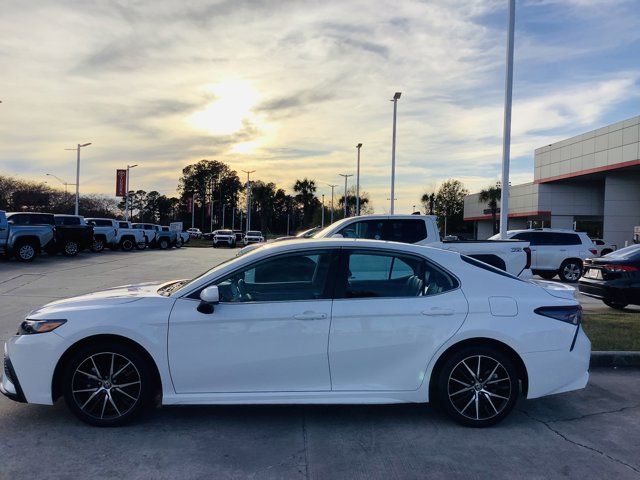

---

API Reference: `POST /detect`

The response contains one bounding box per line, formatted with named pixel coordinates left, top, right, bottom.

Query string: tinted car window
left=512, top=232, right=534, bottom=243
left=118, top=222, right=129, bottom=228
left=214, top=250, right=335, bottom=302
left=382, top=219, right=428, bottom=243
left=55, top=216, right=81, bottom=226
left=342, top=250, right=456, bottom=298
left=88, top=219, right=112, bottom=227
left=8, top=213, right=54, bottom=225
left=552, top=232, right=581, bottom=245
left=338, top=220, right=385, bottom=240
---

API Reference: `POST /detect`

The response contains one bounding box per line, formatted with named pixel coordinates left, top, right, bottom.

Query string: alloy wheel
left=562, top=263, right=581, bottom=282
left=65, top=242, right=79, bottom=256
left=447, top=355, right=511, bottom=421
left=19, top=244, right=35, bottom=260
left=71, top=352, right=141, bottom=421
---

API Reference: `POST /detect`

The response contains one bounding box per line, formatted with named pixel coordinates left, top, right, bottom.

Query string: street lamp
left=390, top=92, right=401, bottom=215
left=339, top=173, right=353, bottom=218
left=355, top=143, right=363, bottom=216
left=242, top=170, right=256, bottom=231
left=124, top=164, right=138, bottom=221
left=64, top=142, right=91, bottom=215
left=321, top=194, right=325, bottom=227
left=45, top=173, right=76, bottom=194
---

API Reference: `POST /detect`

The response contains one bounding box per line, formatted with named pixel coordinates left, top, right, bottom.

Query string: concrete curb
left=590, top=351, right=640, bottom=368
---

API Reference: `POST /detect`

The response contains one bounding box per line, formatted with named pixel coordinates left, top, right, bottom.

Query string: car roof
left=505, top=228, right=587, bottom=234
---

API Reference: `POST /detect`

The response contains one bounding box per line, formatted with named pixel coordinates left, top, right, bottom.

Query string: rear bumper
left=578, top=279, right=638, bottom=305
left=522, top=326, right=591, bottom=399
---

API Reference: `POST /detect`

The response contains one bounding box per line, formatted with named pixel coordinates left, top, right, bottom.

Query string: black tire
left=175, top=238, right=183, bottom=248
left=603, top=299, right=628, bottom=310
left=435, top=346, right=519, bottom=428
left=158, top=238, right=169, bottom=250
left=63, top=241, right=80, bottom=257
left=558, top=259, right=583, bottom=283
left=91, top=237, right=105, bottom=253
left=120, top=238, right=134, bottom=251
left=14, top=240, right=38, bottom=262
left=62, top=342, right=152, bottom=427
left=537, top=271, right=557, bottom=280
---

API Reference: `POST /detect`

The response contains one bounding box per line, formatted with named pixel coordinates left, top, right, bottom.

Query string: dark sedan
left=578, top=244, right=640, bottom=310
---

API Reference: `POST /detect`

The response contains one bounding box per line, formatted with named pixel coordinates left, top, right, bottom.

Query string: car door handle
left=293, top=312, right=327, bottom=320
left=422, top=307, right=454, bottom=316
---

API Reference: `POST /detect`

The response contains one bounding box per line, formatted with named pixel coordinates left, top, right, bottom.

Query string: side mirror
left=197, top=285, right=219, bottom=314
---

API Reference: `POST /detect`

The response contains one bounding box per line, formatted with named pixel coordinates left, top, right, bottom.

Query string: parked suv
left=0, top=210, right=55, bottom=262
left=243, top=230, right=264, bottom=246
left=213, top=229, right=236, bottom=248
left=491, top=229, right=597, bottom=282
left=591, top=238, right=616, bottom=257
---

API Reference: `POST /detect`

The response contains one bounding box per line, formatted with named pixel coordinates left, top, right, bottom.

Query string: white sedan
left=1, top=239, right=590, bottom=427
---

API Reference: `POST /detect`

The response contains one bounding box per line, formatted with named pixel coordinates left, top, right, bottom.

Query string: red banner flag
left=116, top=169, right=127, bottom=197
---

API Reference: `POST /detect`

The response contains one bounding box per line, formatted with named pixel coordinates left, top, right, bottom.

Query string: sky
left=1, top=0, right=639, bottom=213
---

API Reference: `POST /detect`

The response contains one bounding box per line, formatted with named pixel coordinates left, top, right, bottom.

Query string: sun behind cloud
left=189, top=80, right=261, bottom=136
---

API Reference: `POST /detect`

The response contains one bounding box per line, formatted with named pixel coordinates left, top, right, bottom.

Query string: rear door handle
left=293, top=311, right=327, bottom=320
left=422, top=307, right=454, bottom=316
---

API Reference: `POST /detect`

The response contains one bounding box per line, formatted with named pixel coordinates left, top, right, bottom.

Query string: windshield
left=217, top=230, right=233, bottom=235
left=247, top=231, right=261, bottom=235
left=311, top=218, right=353, bottom=238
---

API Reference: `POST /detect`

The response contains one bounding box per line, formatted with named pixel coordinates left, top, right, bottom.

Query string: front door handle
left=293, top=311, right=327, bottom=320
left=422, top=307, right=454, bottom=316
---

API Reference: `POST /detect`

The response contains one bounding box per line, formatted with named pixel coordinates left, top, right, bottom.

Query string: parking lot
left=1, top=248, right=639, bottom=479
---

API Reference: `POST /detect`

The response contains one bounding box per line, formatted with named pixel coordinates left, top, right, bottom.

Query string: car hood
left=29, top=282, right=165, bottom=315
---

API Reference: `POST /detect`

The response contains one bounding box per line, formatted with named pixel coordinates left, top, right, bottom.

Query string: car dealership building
left=464, top=115, right=640, bottom=248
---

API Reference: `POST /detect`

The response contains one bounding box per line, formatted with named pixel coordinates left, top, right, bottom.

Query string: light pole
left=339, top=174, right=353, bottom=218
left=65, top=142, right=91, bottom=215
left=221, top=204, right=226, bottom=229
left=124, top=164, right=138, bottom=221
left=390, top=92, right=401, bottom=214
left=242, top=170, right=255, bottom=231
left=321, top=194, right=325, bottom=227
left=355, top=143, right=363, bottom=216
left=45, top=173, right=75, bottom=194
left=499, top=0, right=516, bottom=239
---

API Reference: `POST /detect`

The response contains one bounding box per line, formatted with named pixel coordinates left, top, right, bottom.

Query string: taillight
left=589, top=248, right=598, bottom=255
left=534, top=306, right=582, bottom=325
left=523, top=247, right=531, bottom=269
left=602, top=264, right=639, bottom=273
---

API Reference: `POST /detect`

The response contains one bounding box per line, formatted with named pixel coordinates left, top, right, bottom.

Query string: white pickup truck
left=240, top=215, right=532, bottom=277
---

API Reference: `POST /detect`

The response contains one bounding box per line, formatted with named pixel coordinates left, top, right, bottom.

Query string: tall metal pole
left=232, top=206, right=235, bottom=230
left=390, top=92, right=401, bottom=215
left=321, top=194, right=325, bottom=227
left=75, top=145, right=80, bottom=215
left=339, top=174, right=353, bottom=218
left=499, top=0, right=516, bottom=239
left=242, top=170, right=255, bottom=232
left=191, top=195, right=195, bottom=228
left=125, top=166, right=130, bottom=221
left=328, top=184, right=337, bottom=224
left=356, top=143, right=362, bottom=216
left=222, top=204, right=226, bottom=229
left=210, top=178, right=214, bottom=233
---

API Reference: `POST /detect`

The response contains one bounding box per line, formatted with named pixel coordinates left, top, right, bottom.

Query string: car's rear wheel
left=436, top=346, right=519, bottom=428
left=537, top=271, right=557, bottom=280
left=63, top=241, right=80, bottom=257
left=120, top=238, right=134, bottom=251
left=559, top=259, right=582, bottom=283
left=603, top=299, right=628, bottom=310
left=14, top=240, right=37, bottom=262
left=63, top=343, right=151, bottom=427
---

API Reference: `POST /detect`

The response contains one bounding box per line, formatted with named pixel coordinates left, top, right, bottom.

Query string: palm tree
left=293, top=178, right=318, bottom=226
left=479, top=185, right=501, bottom=235
left=420, top=192, right=436, bottom=215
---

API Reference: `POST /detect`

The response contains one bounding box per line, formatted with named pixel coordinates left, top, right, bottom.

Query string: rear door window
left=381, top=219, right=428, bottom=243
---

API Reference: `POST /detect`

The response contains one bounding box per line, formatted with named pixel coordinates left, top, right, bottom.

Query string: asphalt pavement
left=0, top=247, right=639, bottom=479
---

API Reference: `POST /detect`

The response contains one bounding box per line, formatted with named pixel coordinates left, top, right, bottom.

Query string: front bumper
left=244, top=238, right=263, bottom=244
left=1, top=353, right=26, bottom=403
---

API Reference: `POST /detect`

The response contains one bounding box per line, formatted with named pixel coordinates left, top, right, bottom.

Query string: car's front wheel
left=14, top=240, right=37, bottom=262
left=158, top=238, right=169, bottom=250
left=63, top=343, right=152, bottom=427
left=120, top=238, right=134, bottom=251
left=63, top=241, right=80, bottom=257
left=436, top=346, right=519, bottom=427
left=91, top=238, right=105, bottom=253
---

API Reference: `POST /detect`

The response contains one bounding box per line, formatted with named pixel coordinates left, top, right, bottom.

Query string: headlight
left=18, top=319, right=67, bottom=335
